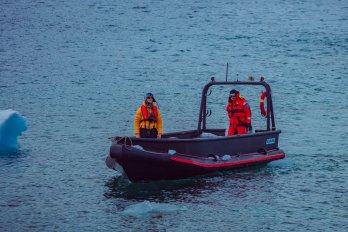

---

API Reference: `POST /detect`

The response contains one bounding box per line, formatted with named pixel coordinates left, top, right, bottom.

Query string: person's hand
left=248, top=124, right=252, bottom=131
left=157, top=134, right=162, bottom=139
left=135, top=134, right=140, bottom=138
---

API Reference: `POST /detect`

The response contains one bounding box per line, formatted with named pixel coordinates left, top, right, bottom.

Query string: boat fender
left=132, top=145, right=144, bottom=150
left=260, top=91, right=267, bottom=117
left=257, top=148, right=268, bottom=155
left=208, top=154, right=220, bottom=161
left=168, top=149, right=176, bottom=155
left=222, top=154, right=231, bottom=161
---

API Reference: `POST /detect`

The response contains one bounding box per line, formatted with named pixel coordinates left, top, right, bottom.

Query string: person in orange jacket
left=226, top=89, right=252, bottom=136
left=134, top=92, right=163, bottom=138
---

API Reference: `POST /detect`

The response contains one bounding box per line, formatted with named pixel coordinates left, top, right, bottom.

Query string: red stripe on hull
left=170, top=154, right=285, bottom=168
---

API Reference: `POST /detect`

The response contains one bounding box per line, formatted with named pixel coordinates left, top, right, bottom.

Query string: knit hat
left=145, top=92, right=156, bottom=102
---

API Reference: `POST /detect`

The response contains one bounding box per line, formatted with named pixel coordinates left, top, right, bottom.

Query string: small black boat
left=106, top=79, right=285, bottom=182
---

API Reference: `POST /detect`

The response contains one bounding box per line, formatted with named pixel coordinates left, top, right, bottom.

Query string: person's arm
left=157, top=110, right=163, bottom=138
left=226, top=104, right=233, bottom=118
left=243, top=101, right=252, bottom=130
left=134, top=108, right=141, bottom=137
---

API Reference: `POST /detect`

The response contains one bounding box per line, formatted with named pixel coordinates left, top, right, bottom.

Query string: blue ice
left=123, top=200, right=185, bottom=217
left=0, top=109, right=27, bottom=152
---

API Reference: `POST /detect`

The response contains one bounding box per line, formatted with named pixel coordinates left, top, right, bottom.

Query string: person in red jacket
left=226, top=89, right=252, bottom=136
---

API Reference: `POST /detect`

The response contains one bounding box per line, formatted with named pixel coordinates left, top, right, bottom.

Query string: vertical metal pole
left=269, top=93, right=276, bottom=130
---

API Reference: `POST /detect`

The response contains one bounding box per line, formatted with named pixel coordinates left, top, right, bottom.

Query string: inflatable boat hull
left=107, top=141, right=285, bottom=182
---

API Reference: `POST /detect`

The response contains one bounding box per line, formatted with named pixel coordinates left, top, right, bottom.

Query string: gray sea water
left=1, top=0, right=348, bottom=231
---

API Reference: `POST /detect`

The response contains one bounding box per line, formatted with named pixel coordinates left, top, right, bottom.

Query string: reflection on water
left=103, top=165, right=284, bottom=232
left=0, top=149, right=29, bottom=168
left=0, top=150, right=21, bottom=157
left=104, top=175, right=209, bottom=202
left=104, top=165, right=278, bottom=202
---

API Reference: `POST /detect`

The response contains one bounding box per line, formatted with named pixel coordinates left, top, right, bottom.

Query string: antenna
left=225, top=63, right=229, bottom=82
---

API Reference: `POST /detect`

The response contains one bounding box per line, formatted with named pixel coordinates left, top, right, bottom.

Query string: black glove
left=248, top=124, right=252, bottom=131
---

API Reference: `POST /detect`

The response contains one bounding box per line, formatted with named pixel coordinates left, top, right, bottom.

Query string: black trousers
left=140, top=128, right=158, bottom=138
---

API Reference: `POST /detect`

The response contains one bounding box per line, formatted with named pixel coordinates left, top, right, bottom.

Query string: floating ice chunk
left=0, top=109, right=27, bottom=152
left=168, top=149, right=176, bottom=155
left=123, top=200, right=184, bottom=217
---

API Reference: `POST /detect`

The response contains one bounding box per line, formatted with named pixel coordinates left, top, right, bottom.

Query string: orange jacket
left=134, top=102, right=163, bottom=136
left=226, top=95, right=251, bottom=125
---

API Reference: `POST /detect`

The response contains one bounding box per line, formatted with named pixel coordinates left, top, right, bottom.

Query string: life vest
left=259, top=92, right=267, bottom=117
left=227, top=97, right=249, bottom=117
left=226, top=96, right=251, bottom=125
left=141, top=104, right=158, bottom=123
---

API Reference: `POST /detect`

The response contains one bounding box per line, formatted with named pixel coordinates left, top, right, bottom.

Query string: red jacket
left=226, top=95, right=251, bottom=126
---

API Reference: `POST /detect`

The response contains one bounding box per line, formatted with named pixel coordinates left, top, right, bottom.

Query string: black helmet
left=229, top=89, right=239, bottom=96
